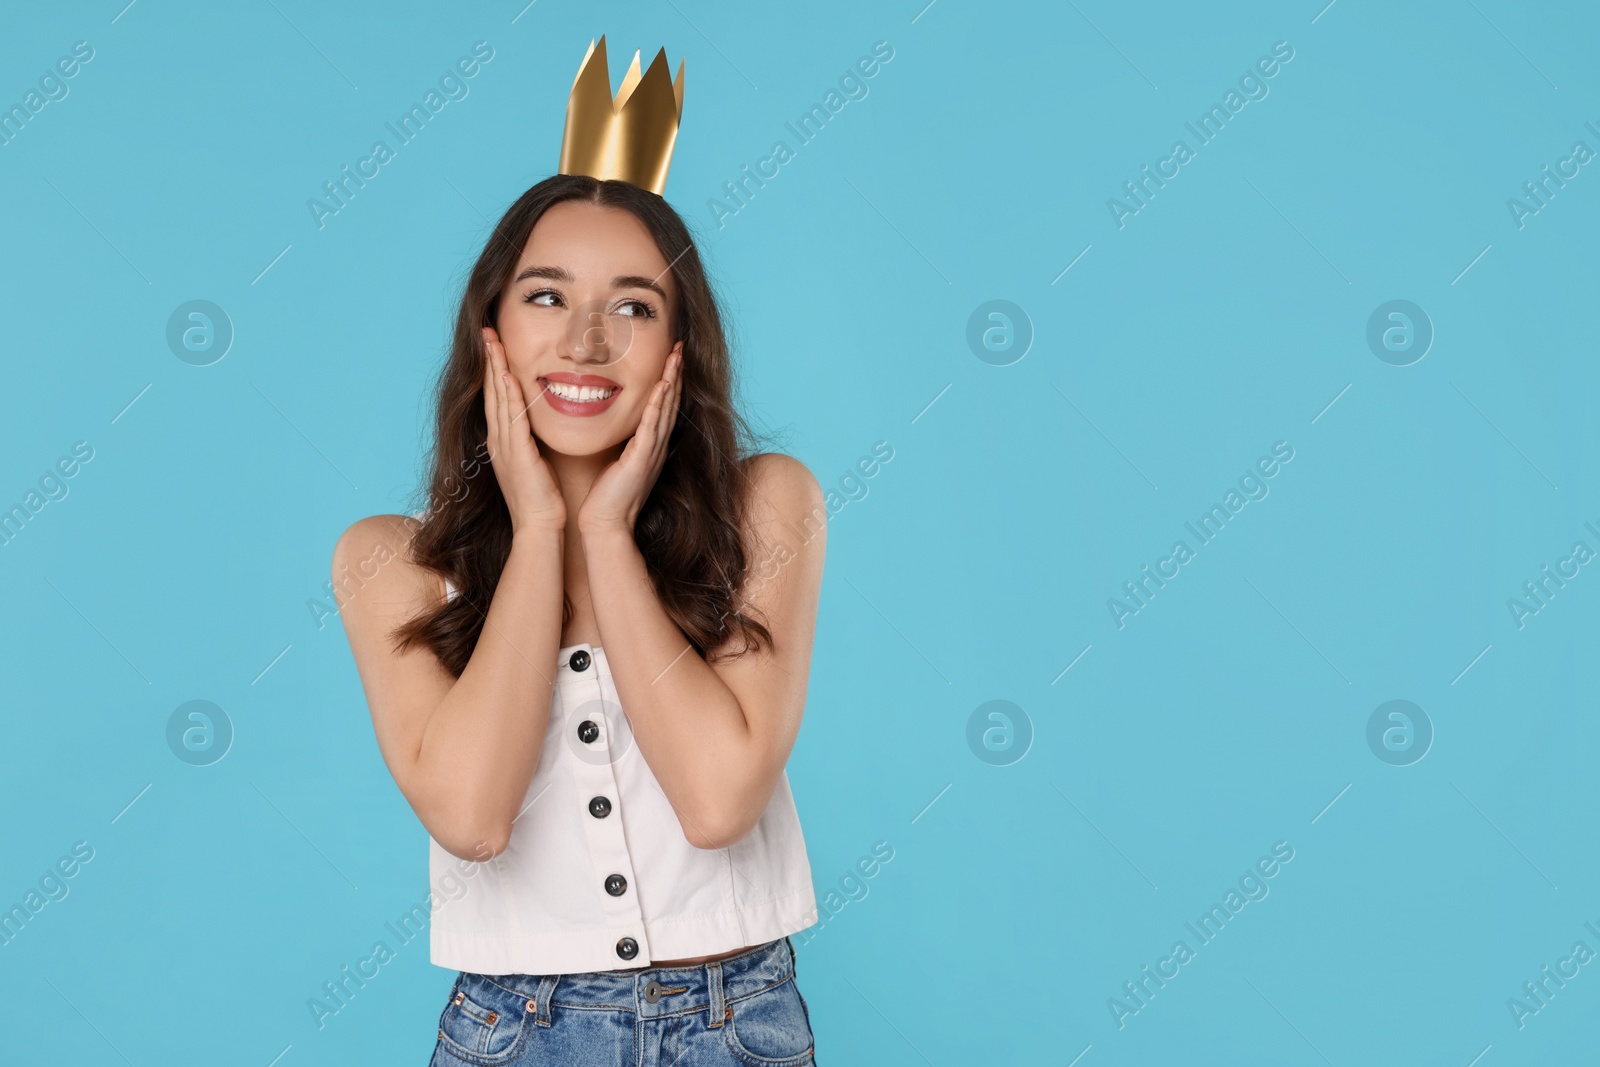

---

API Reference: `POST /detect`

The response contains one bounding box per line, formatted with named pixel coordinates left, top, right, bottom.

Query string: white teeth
left=545, top=381, right=617, bottom=402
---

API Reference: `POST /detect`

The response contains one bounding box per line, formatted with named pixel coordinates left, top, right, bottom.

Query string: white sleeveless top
left=426, top=576, right=818, bottom=975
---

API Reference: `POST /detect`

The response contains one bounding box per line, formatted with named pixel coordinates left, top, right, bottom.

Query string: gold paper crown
left=558, top=36, right=685, bottom=196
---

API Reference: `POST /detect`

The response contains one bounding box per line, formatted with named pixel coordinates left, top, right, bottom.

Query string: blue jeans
left=428, top=936, right=816, bottom=1066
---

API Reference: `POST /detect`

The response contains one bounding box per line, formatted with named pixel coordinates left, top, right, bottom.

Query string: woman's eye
left=522, top=290, right=653, bottom=318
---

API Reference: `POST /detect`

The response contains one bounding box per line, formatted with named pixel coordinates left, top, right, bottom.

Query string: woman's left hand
left=578, top=345, right=684, bottom=534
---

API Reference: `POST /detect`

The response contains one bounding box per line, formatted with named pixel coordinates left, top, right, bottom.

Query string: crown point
left=558, top=35, right=685, bottom=195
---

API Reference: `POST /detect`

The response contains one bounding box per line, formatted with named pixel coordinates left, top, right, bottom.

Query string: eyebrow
left=512, top=264, right=669, bottom=302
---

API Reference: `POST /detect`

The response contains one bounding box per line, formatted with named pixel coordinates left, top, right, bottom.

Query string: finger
left=665, top=355, right=683, bottom=438
left=504, top=366, right=533, bottom=432
left=656, top=359, right=681, bottom=455
left=483, top=338, right=501, bottom=458
left=640, top=379, right=666, bottom=438
left=488, top=333, right=515, bottom=423
left=493, top=364, right=510, bottom=456
left=491, top=339, right=517, bottom=442
left=491, top=340, right=504, bottom=419
left=481, top=330, right=497, bottom=409
left=654, top=387, right=678, bottom=478
left=651, top=375, right=676, bottom=470
left=500, top=374, right=517, bottom=456
left=494, top=334, right=547, bottom=415
left=654, top=384, right=674, bottom=457
left=482, top=327, right=498, bottom=380
left=628, top=380, right=666, bottom=469
left=482, top=329, right=496, bottom=394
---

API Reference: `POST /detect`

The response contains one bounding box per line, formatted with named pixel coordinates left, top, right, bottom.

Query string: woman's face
left=493, top=199, right=683, bottom=459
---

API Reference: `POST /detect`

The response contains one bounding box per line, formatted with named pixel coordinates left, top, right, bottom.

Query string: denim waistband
left=455, top=936, right=797, bottom=1027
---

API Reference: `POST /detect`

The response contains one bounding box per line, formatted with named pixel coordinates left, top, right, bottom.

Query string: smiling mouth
left=540, top=379, right=620, bottom=403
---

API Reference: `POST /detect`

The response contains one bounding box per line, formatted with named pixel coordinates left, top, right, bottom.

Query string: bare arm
left=334, top=516, right=565, bottom=861
left=581, top=453, right=827, bottom=849
left=336, top=326, right=571, bottom=861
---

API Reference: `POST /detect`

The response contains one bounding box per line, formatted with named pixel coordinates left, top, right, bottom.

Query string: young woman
left=332, top=172, right=827, bottom=1064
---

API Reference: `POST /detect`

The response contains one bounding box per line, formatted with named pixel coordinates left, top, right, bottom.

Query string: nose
left=562, top=298, right=634, bottom=365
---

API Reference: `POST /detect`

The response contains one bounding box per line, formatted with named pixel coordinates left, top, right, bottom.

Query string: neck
left=542, top=442, right=626, bottom=639
left=544, top=443, right=621, bottom=524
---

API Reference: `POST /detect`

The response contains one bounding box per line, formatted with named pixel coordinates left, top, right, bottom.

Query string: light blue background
left=2, top=0, right=1597, bottom=1062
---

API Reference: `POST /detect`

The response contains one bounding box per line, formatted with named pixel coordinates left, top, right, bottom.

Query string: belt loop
left=529, top=975, right=559, bottom=1027
left=706, top=959, right=727, bottom=1028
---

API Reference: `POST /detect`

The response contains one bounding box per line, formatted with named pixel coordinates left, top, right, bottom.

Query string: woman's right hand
left=482, top=326, right=567, bottom=535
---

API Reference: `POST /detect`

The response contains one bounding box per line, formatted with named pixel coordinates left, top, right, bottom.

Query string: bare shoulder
left=331, top=512, right=422, bottom=574
left=331, top=514, right=458, bottom=816
left=739, top=452, right=826, bottom=528
left=713, top=454, right=826, bottom=700
left=331, top=513, right=445, bottom=623
left=735, top=453, right=828, bottom=587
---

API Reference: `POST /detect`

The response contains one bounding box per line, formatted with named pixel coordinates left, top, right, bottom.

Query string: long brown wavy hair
left=392, top=174, right=775, bottom=677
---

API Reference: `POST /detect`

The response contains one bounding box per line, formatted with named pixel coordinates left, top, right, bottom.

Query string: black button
left=589, top=795, right=612, bottom=818
left=605, top=873, right=628, bottom=896
left=569, top=650, right=591, bottom=671
left=616, top=936, right=638, bottom=960
left=577, top=720, right=599, bottom=744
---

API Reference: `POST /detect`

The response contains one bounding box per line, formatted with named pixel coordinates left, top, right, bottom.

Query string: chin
left=533, top=421, right=632, bottom=459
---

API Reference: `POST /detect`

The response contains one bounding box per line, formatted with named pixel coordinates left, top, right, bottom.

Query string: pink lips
left=537, top=372, right=623, bottom=417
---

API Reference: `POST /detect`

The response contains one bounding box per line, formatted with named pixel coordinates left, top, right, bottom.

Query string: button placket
left=562, top=649, right=649, bottom=963
left=434, top=638, right=820, bottom=977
